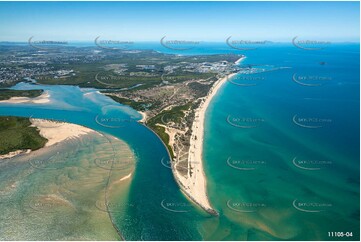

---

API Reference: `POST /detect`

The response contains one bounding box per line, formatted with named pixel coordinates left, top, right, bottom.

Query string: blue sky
left=0, top=1, right=359, bottom=42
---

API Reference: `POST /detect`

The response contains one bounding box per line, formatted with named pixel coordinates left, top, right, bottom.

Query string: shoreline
left=0, top=91, right=51, bottom=104
left=0, top=149, right=31, bottom=159
left=0, top=117, right=129, bottom=240
left=138, top=111, right=148, bottom=123
left=235, top=56, right=245, bottom=65
left=117, top=55, right=245, bottom=215
left=30, top=118, right=96, bottom=147
left=139, top=122, right=216, bottom=214
left=0, top=118, right=95, bottom=160
left=170, top=56, right=244, bottom=215
left=173, top=72, right=237, bottom=215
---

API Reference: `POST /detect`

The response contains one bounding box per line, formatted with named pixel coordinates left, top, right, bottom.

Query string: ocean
left=203, top=43, right=360, bottom=240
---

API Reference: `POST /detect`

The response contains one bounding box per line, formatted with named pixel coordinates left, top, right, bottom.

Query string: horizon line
left=0, top=40, right=360, bottom=44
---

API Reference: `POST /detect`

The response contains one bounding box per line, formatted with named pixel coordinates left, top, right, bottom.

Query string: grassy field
left=0, top=116, right=48, bottom=155
left=0, top=89, right=43, bottom=101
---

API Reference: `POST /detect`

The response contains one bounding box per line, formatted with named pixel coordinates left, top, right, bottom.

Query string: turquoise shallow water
left=203, top=44, right=360, bottom=240
left=0, top=43, right=359, bottom=240
left=0, top=131, right=135, bottom=240
left=0, top=83, right=205, bottom=240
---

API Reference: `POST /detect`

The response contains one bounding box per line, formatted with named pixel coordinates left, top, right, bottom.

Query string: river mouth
left=0, top=82, right=203, bottom=240
left=0, top=41, right=360, bottom=241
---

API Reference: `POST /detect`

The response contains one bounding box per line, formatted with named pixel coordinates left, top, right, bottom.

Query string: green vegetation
left=188, top=82, right=212, bottom=97
left=35, top=64, right=214, bottom=90
left=162, top=72, right=214, bottom=84
left=0, top=116, right=48, bottom=155
left=0, top=81, right=21, bottom=88
left=32, top=50, right=239, bottom=90
left=104, top=94, right=180, bottom=159
left=149, top=103, right=192, bottom=125
left=0, top=89, right=43, bottom=101
left=147, top=125, right=174, bottom=159
left=147, top=103, right=193, bottom=159
left=105, top=95, right=150, bottom=111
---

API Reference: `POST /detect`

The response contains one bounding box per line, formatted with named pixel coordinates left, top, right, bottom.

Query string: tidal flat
left=0, top=130, right=135, bottom=240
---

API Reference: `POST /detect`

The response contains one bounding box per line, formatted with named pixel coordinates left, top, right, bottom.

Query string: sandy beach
left=174, top=73, right=237, bottom=213
left=173, top=57, right=243, bottom=213
left=235, top=56, right=246, bottom=65
left=138, top=111, right=148, bottom=123
left=0, top=91, right=51, bottom=104
left=30, top=119, right=95, bottom=147
left=0, top=149, right=31, bottom=159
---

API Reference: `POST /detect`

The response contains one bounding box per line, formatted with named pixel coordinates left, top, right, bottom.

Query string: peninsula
left=0, top=44, right=244, bottom=214
left=105, top=57, right=244, bottom=214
